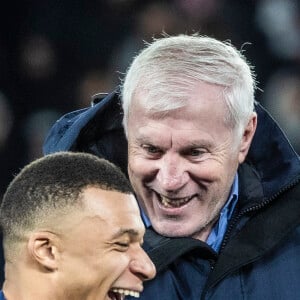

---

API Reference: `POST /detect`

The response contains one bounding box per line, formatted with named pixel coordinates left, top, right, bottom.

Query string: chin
left=153, top=222, right=195, bottom=238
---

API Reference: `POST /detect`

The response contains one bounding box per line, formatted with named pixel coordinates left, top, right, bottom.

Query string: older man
left=44, top=35, right=300, bottom=299
left=0, top=152, right=155, bottom=300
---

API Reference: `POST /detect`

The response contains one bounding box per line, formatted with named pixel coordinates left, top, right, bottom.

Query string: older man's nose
left=156, top=154, right=189, bottom=191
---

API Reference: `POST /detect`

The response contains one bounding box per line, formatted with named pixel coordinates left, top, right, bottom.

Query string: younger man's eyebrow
left=112, top=228, right=140, bottom=239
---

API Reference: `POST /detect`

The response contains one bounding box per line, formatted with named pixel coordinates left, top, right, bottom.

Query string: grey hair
left=121, top=34, right=257, bottom=137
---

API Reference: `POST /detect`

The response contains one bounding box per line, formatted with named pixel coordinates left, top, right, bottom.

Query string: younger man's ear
left=27, top=232, right=60, bottom=271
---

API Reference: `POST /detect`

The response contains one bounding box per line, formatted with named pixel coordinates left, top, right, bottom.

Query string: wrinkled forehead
left=129, top=82, right=227, bottom=122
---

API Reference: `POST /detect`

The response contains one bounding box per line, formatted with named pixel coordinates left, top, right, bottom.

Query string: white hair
left=121, top=34, right=257, bottom=137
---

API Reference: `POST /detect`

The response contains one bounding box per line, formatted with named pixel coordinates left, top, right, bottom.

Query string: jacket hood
left=43, top=89, right=300, bottom=198
left=43, top=89, right=128, bottom=175
left=247, top=104, right=300, bottom=198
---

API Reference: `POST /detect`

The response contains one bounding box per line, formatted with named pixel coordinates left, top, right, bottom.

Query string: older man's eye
left=142, top=144, right=162, bottom=156
left=144, top=145, right=158, bottom=153
left=192, top=150, right=202, bottom=156
left=185, top=148, right=208, bottom=158
left=189, top=149, right=202, bottom=156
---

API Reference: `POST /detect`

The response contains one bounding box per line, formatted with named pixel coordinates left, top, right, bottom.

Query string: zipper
left=202, top=174, right=300, bottom=300
left=219, top=175, right=300, bottom=253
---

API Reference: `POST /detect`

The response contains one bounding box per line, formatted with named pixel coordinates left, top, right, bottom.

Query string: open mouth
left=108, top=288, right=140, bottom=300
left=157, top=194, right=195, bottom=208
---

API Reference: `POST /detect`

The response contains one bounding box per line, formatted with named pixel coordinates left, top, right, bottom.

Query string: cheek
left=128, top=146, right=143, bottom=173
left=191, top=158, right=237, bottom=187
left=128, top=155, right=157, bottom=182
left=190, top=160, right=224, bottom=181
left=128, top=157, right=141, bottom=183
left=93, top=251, right=129, bottom=281
left=103, top=254, right=131, bottom=281
left=128, top=163, right=146, bottom=195
left=128, top=155, right=142, bottom=173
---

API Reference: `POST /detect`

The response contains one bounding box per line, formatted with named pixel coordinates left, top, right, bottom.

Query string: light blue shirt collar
left=206, top=173, right=239, bottom=252
left=140, top=206, right=151, bottom=228
left=140, top=173, right=239, bottom=253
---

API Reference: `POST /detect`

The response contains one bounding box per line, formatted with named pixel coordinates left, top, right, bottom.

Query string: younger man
left=0, top=152, right=155, bottom=300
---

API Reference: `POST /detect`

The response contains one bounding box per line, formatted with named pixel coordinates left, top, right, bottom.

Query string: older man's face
left=127, top=81, right=254, bottom=241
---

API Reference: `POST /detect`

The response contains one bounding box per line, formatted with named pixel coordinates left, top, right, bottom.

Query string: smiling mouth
left=108, top=288, right=140, bottom=300
left=157, top=194, right=195, bottom=208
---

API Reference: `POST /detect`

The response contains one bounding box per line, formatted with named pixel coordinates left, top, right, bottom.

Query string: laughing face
left=58, top=187, right=156, bottom=300
left=127, top=82, right=256, bottom=241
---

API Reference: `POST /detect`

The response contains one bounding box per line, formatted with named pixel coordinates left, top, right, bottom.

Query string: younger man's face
left=57, top=187, right=156, bottom=300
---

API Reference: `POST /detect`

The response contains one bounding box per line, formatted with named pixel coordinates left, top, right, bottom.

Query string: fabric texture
left=0, top=291, right=6, bottom=300
left=44, top=90, right=300, bottom=300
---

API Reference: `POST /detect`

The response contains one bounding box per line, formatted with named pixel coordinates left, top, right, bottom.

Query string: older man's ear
left=238, top=113, right=257, bottom=164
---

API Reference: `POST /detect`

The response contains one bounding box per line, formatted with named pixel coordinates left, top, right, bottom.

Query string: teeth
left=111, top=288, right=140, bottom=298
left=160, top=196, right=192, bottom=208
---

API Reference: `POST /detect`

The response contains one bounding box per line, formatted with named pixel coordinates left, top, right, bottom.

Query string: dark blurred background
left=0, top=0, right=299, bottom=287
left=0, top=0, right=300, bottom=201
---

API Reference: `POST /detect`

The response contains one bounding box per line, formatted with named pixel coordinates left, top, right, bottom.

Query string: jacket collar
left=247, top=104, right=300, bottom=199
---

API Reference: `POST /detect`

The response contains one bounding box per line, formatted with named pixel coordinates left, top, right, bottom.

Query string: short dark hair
left=0, top=151, right=133, bottom=246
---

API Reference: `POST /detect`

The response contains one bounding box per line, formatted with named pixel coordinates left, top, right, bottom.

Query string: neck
left=3, top=265, right=107, bottom=300
left=3, top=263, right=61, bottom=300
left=192, top=222, right=215, bottom=241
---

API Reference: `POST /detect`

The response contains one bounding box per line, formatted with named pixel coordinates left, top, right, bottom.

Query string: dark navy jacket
left=44, top=90, right=300, bottom=300
left=0, top=291, right=5, bottom=300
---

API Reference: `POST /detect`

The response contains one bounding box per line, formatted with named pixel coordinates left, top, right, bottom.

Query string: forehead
left=82, top=187, right=137, bottom=212
left=77, top=187, right=144, bottom=235
left=128, top=82, right=231, bottom=143
left=134, top=80, right=224, bottom=108
left=57, top=188, right=145, bottom=252
left=130, top=82, right=227, bottom=122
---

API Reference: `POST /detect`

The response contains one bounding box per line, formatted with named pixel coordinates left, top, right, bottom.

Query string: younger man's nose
left=130, top=249, right=156, bottom=281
